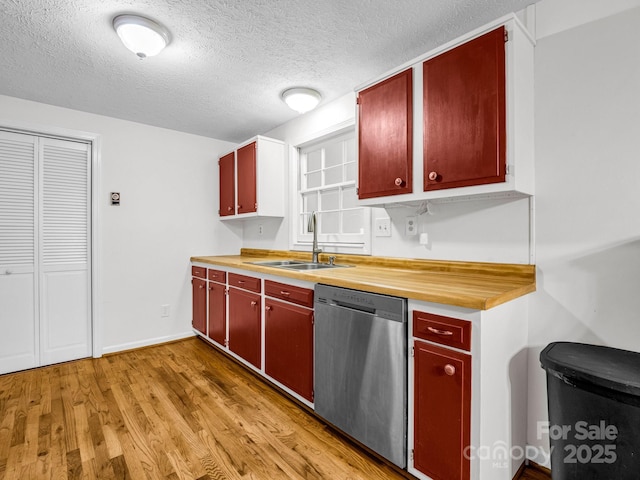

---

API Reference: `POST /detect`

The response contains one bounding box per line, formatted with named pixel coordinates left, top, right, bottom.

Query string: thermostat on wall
left=110, top=192, right=120, bottom=206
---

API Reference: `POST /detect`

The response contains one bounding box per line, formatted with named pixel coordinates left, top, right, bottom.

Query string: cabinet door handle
left=237, top=205, right=242, bottom=210
left=427, top=326, right=453, bottom=336
left=227, top=206, right=233, bottom=211
left=208, top=286, right=213, bottom=291
left=250, top=301, right=257, bottom=307
left=394, top=177, right=403, bottom=187
left=237, top=280, right=245, bottom=284
left=280, top=290, right=290, bottom=296
left=199, top=284, right=204, bottom=289
left=265, top=306, right=272, bottom=311
left=444, top=364, right=456, bottom=376
left=428, top=171, right=438, bottom=181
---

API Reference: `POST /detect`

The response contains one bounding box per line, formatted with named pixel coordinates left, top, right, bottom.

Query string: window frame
left=289, top=122, right=371, bottom=255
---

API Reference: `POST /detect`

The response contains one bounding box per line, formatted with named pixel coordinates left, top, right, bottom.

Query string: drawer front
left=207, top=268, right=227, bottom=283
left=413, top=311, right=471, bottom=352
left=265, top=280, right=313, bottom=308
left=191, top=266, right=206, bottom=279
left=228, top=273, right=261, bottom=293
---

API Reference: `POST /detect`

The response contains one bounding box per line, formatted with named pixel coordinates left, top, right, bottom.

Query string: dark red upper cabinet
left=357, top=68, right=413, bottom=199
left=219, top=152, right=235, bottom=216
left=236, top=142, right=257, bottom=214
left=423, top=26, right=506, bottom=191
left=218, top=136, right=285, bottom=219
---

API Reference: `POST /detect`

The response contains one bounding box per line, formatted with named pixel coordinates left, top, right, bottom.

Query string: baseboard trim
left=527, top=461, right=551, bottom=475
left=513, top=460, right=551, bottom=479
left=513, top=461, right=527, bottom=479
left=101, top=331, right=195, bottom=356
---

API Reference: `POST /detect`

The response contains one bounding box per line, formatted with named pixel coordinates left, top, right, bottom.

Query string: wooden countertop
left=191, top=249, right=536, bottom=310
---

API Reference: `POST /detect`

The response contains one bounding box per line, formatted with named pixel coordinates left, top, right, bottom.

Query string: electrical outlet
left=160, top=305, right=170, bottom=317
left=374, top=218, right=391, bottom=237
left=405, top=216, right=417, bottom=236
left=258, top=224, right=263, bottom=235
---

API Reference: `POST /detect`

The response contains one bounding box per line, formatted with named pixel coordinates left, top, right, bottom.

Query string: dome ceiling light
left=113, top=14, right=170, bottom=59
left=282, top=88, right=322, bottom=114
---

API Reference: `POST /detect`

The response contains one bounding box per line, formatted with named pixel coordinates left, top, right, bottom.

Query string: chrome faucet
left=307, top=211, right=322, bottom=263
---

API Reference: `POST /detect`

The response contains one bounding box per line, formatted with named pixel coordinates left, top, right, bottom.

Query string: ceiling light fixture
left=282, top=88, right=322, bottom=114
left=113, top=14, right=170, bottom=59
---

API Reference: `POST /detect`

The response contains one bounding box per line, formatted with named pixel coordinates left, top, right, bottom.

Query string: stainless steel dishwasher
left=314, top=284, right=407, bottom=468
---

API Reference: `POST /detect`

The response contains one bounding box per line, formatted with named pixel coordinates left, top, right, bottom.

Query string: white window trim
left=288, top=120, right=371, bottom=255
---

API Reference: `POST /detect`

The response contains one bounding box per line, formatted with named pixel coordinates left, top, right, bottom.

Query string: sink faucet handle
left=328, top=256, right=336, bottom=265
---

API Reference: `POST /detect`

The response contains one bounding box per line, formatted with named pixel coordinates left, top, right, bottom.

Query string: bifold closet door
left=0, top=131, right=91, bottom=375
left=39, top=137, right=91, bottom=366
left=0, top=131, right=38, bottom=374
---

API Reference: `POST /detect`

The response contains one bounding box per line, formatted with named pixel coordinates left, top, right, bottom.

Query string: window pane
left=324, top=142, right=343, bottom=168
left=342, top=209, right=364, bottom=234
left=325, top=165, right=342, bottom=185
left=342, top=186, right=357, bottom=209
left=345, top=137, right=356, bottom=163
left=321, top=211, right=340, bottom=234
left=302, top=192, right=318, bottom=213
left=298, top=129, right=369, bottom=250
left=307, top=149, right=322, bottom=172
left=320, top=188, right=339, bottom=211
left=306, top=171, right=322, bottom=189
left=345, top=161, right=356, bottom=182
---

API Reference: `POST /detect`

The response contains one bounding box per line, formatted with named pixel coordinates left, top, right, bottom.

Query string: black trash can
left=540, top=342, right=640, bottom=479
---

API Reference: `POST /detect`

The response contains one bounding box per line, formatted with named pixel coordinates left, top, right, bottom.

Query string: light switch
left=374, top=218, right=391, bottom=237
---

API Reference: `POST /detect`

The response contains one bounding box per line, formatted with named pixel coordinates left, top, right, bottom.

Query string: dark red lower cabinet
left=208, top=281, right=226, bottom=345
left=192, top=277, right=207, bottom=335
left=228, top=287, right=261, bottom=368
left=264, top=299, right=314, bottom=401
left=414, top=340, right=471, bottom=480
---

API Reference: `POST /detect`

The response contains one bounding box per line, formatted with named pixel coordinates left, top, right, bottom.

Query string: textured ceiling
left=1, top=0, right=536, bottom=143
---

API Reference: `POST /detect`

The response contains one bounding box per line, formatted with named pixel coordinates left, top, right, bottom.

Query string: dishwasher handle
left=332, top=299, right=376, bottom=315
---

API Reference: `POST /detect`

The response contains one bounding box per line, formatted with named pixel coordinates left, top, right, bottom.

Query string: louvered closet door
left=0, top=131, right=38, bottom=374
left=39, top=138, right=91, bottom=366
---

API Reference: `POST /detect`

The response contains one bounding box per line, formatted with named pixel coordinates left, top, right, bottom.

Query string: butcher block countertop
left=191, top=249, right=536, bottom=310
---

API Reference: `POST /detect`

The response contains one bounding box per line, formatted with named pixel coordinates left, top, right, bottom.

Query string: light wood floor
left=517, top=463, right=551, bottom=480
left=0, top=337, right=550, bottom=479
left=0, top=337, right=408, bottom=479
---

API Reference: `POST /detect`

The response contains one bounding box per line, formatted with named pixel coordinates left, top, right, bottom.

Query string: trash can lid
left=540, top=342, right=640, bottom=397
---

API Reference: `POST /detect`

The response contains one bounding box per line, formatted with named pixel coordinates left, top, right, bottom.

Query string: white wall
left=528, top=0, right=640, bottom=466
left=0, top=94, right=240, bottom=354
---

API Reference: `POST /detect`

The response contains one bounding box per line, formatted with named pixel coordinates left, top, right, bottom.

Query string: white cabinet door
left=40, top=138, right=91, bottom=365
left=0, top=131, right=38, bottom=374
left=0, top=131, right=91, bottom=374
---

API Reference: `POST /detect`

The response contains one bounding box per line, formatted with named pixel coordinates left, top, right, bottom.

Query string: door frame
left=0, top=118, right=102, bottom=359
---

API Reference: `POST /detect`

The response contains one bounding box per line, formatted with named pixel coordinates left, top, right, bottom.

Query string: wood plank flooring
left=517, top=463, right=552, bottom=480
left=0, top=338, right=408, bottom=479
left=0, top=337, right=551, bottom=479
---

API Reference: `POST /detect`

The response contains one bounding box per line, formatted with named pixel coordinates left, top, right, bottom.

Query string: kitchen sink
left=248, top=260, right=350, bottom=270
left=248, top=260, right=307, bottom=267
left=279, top=263, right=345, bottom=270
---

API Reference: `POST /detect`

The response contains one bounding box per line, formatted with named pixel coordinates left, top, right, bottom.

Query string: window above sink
left=289, top=123, right=372, bottom=256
